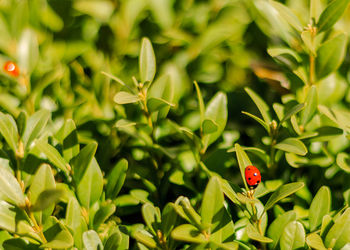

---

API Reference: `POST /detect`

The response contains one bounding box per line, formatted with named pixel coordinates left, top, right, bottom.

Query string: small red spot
left=3, top=61, right=20, bottom=77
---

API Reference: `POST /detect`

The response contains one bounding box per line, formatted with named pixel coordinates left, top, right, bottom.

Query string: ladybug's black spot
left=257, top=180, right=260, bottom=183
left=253, top=173, right=257, bottom=176
left=248, top=177, right=251, bottom=180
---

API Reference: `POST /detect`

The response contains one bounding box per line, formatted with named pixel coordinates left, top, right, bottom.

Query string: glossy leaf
left=0, top=167, right=25, bottom=207
left=325, top=208, right=350, bottom=249
left=309, top=186, right=331, bottom=232
left=0, top=112, right=18, bottom=153
left=17, top=28, right=39, bottom=73
left=42, top=220, right=74, bottom=249
left=267, top=211, right=296, bottom=249
left=280, top=221, right=305, bottom=250
left=316, top=33, right=347, bottom=79
left=281, top=103, right=304, bottom=124
left=301, top=85, right=318, bottom=126
left=234, top=143, right=252, bottom=191
left=139, top=37, right=156, bottom=83
left=114, top=91, right=140, bottom=104
left=270, top=1, right=303, bottom=32
left=71, top=142, right=97, bottom=183
left=133, top=231, right=157, bottom=248
left=201, top=92, right=227, bottom=151
left=32, top=139, right=70, bottom=175
left=317, top=0, right=350, bottom=33
left=245, top=87, right=271, bottom=128
left=161, top=203, right=178, bottom=238
left=106, top=158, right=128, bottom=200
left=55, top=119, right=79, bottom=162
left=264, top=182, right=304, bottom=211
left=77, top=158, right=103, bottom=209
left=194, top=81, right=205, bottom=124
left=306, top=233, right=327, bottom=250
left=274, top=138, right=307, bottom=156
left=93, top=202, right=116, bottom=230
left=82, top=230, right=103, bottom=250
left=142, top=203, right=160, bottom=235
left=22, top=109, right=50, bottom=150
left=171, top=224, right=207, bottom=244
left=201, top=176, right=224, bottom=229
left=242, top=111, right=269, bottom=132
left=246, top=224, right=273, bottom=243
left=147, top=97, right=175, bottom=113
left=336, top=153, right=350, bottom=173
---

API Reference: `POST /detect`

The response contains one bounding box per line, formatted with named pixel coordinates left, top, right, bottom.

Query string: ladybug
left=3, top=61, right=20, bottom=77
left=245, top=165, right=261, bottom=189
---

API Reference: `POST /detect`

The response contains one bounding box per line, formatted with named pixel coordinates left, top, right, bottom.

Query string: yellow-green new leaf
left=309, top=186, right=331, bottom=232
left=0, top=167, right=25, bottom=207
left=268, top=211, right=296, bottom=249
left=139, top=37, right=156, bottom=84
left=280, top=221, right=305, bottom=250
left=246, top=224, right=273, bottom=243
left=270, top=1, right=303, bottom=32
left=0, top=112, right=18, bottom=153
left=317, top=0, right=350, bottom=33
left=114, top=91, right=140, bottom=104
left=171, top=224, right=208, bottom=244
left=325, top=208, right=350, bottom=249
left=245, top=88, right=271, bottom=129
left=306, top=233, right=327, bottom=250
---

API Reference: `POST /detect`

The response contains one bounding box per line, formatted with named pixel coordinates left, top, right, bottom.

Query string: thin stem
left=309, top=54, right=315, bottom=85
left=28, top=210, right=47, bottom=244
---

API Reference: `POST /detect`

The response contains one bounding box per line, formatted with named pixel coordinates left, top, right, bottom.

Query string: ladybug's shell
left=245, top=165, right=261, bottom=189
left=3, top=61, right=20, bottom=77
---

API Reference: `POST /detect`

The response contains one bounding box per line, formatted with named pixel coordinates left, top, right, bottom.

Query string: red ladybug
left=245, top=165, right=261, bottom=189
left=3, top=61, right=20, bottom=77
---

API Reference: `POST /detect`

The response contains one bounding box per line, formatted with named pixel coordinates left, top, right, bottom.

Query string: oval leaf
left=280, top=221, right=305, bottom=250
left=106, top=158, right=128, bottom=200
left=309, top=186, right=331, bottom=232
left=317, top=0, right=350, bottom=33
left=246, top=224, right=273, bottom=243
left=0, top=167, right=25, bottom=207
left=265, top=182, right=304, bottom=211
left=270, top=1, right=303, bottom=32
left=114, top=91, right=140, bottom=105
left=82, top=230, right=103, bottom=250
left=325, top=208, right=350, bottom=249
left=202, top=119, right=218, bottom=134
left=267, top=211, right=296, bottom=249
left=274, top=138, right=307, bottom=156
left=306, top=233, right=327, bottom=250
left=316, top=33, right=347, bottom=79
left=171, top=224, right=208, bottom=244
left=0, top=112, right=18, bottom=153
left=139, top=37, right=156, bottom=83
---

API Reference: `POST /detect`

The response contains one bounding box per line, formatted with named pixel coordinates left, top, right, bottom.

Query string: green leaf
left=316, top=33, right=347, bottom=79
left=321, top=214, right=333, bottom=238
left=93, top=202, right=116, bottom=230
left=133, top=231, right=157, bottom=248
left=32, top=139, right=70, bottom=175
left=301, top=85, right=318, bottom=126
left=55, top=119, right=79, bottom=162
left=280, top=221, right=305, bottom=250
left=281, top=103, right=304, bottom=124
left=142, top=203, right=160, bottom=235
left=267, top=211, right=296, bottom=249
left=325, top=208, right=350, bottom=249
left=0, top=112, right=18, bottom=152
left=114, top=91, right=140, bottom=104
left=174, top=196, right=202, bottom=227
left=147, top=97, right=175, bottom=113
left=161, top=203, right=178, bottom=238
left=301, top=30, right=316, bottom=55
left=270, top=1, right=303, bottom=32
left=336, top=153, right=350, bottom=173
left=264, top=182, right=304, bottom=211
left=66, top=197, right=86, bottom=249
left=317, top=0, right=350, bottom=33
left=22, top=109, right=50, bottom=150
left=29, top=164, right=55, bottom=224
left=71, top=142, right=98, bottom=183
left=267, top=47, right=302, bottom=70
left=42, top=220, right=74, bottom=249
left=106, top=158, right=128, bottom=200
left=246, top=224, right=273, bottom=243
left=31, top=189, right=64, bottom=211
left=201, top=92, right=227, bottom=152
left=242, top=111, right=269, bottom=132
left=234, top=143, right=252, bottom=191
left=139, top=37, right=156, bottom=83
left=306, top=233, right=327, bottom=250
left=309, top=186, right=331, bottom=232
left=194, top=81, right=205, bottom=124
left=82, top=230, right=103, bottom=250
left=77, top=158, right=103, bottom=209
left=202, top=119, right=218, bottom=134
left=171, top=224, right=208, bottom=244
left=274, top=138, right=307, bottom=156
left=0, top=166, right=25, bottom=207
left=201, top=176, right=224, bottom=229
left=147, top=74, right=174, bottom=119
left=115, top=119, right=136, bottom=128
left=245, top=87, right=271, bottom=129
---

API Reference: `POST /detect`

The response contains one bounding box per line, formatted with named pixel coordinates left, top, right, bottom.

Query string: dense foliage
left=0, top=0, right=349, bottom=249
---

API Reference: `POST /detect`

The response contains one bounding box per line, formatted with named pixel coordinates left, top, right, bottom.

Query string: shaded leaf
left=31, top=189, right=64, bottom=211
left=71, top=142, right=97, bottom=183
left=202, top=119, right=218, bottom=134
left=106, top=158, right=128, bottom=200
left=245, top=87, right=271, bottom=129
left=301, top=85, right=318, bottom=126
